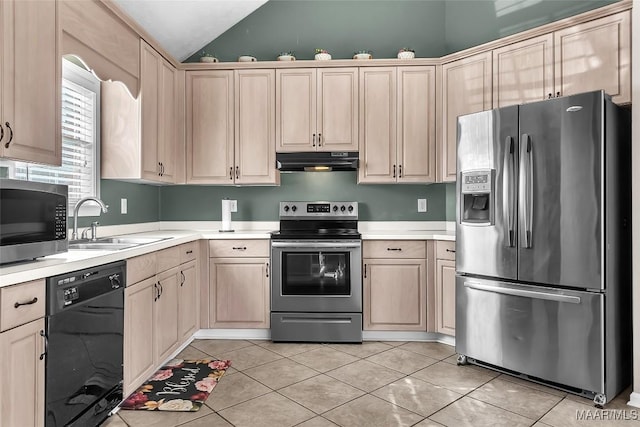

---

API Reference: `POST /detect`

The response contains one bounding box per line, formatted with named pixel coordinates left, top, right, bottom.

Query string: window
left=10, top=58, right=101, bottom=216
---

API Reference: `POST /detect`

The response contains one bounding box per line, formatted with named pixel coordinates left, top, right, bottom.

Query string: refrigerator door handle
left=464, top=281, right=581, bottom=304
left=503, top=136, right=515, bottom=247
left=519, top=133, right=533, bottom=248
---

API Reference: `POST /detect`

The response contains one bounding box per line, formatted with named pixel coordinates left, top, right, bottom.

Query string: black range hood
left=276, top=151, right=359, bottom=172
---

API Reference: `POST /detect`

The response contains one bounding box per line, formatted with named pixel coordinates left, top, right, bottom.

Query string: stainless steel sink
left=68, top=236, right=170, bottom=250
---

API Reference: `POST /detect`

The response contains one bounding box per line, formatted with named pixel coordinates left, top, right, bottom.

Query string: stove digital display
left=307, top=203, right=330, bottom=213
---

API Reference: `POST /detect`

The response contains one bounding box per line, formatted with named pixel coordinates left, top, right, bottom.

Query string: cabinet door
left=554, top=11, right=630, bottom=104
left=493, top=34, right=553, bottom=108
left=178, top=260, right=198, bottom=342
left=0, top=0, right=59, bottom=165
left=363, top=259, right=427, bottom=331
left=124, top=276, right=155, bottom=396
left=235, top=69, right=278, bottom=185
left=397, top=66, right=436, bottom=183
left=358, top=67, right=397, bottom=184
left=140, top=41, right=160, bottom=181
left=186, top=71, right=234, bottom=183
left=436, top=259, right=456, bottom=336
left=440, top=52, right=492, bottom=182
left=317, top=68, right=358, bottom=151
left=209, top=258, right=269, bottom=328
left=159, top=58, right=177, bottom=183
left=0, top=318, right=45, bottom=427
left=276, top=69, right=316, bottom=152
left=155, top=267, right=180, bottom=363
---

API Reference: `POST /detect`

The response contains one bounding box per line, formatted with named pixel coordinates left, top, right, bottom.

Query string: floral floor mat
left=120, top=358, right=231, bottom=412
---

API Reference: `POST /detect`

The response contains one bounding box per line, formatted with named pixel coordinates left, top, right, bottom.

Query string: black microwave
left=0, top=179, right=68, bottom=264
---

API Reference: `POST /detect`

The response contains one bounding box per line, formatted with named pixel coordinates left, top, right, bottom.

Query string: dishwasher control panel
left=46, top=260, right=126, bottom=314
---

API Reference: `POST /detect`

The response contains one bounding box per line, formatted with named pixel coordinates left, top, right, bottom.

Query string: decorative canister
left=397, top=48, right=415, bottom=59
left=353, top=51, right=372, bottom=60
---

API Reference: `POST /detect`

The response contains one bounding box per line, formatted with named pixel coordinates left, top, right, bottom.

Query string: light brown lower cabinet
left=363, top=240, right=427, bottom=331
left=124, top=243, right=200, bottom=396
left=208, top=258, right=270, bottom=328
left=0, top=318, right=45, bottom=427
left=178, top=260, right=199, bottom=343
left=435, top=241, right=456, bottom=336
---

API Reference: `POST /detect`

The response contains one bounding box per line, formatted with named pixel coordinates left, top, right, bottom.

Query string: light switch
left=229, top=200, right=237, bottom=212
left=418, top=199, right=427, bottom=212
left=121, top=198, right=127, bottom=214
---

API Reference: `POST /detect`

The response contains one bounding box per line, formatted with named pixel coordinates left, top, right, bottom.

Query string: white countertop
left=0, top=221, right=455, bottom=288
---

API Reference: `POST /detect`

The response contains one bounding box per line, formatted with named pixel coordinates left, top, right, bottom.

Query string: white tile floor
left=103, top=339, right=640, bottom=427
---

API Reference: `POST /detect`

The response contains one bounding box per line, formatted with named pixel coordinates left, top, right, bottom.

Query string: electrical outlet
left=418, top=199, right=427, bottom=212
left=121, top=198, right=127, bottom=214
left=229, top=200, right=237, bottom=212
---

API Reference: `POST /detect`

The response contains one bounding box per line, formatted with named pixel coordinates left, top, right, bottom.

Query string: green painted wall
left=444, top=0, right=617, bottom=53
left=445, top=182, right=456, bottom=222
left=74, top=180, right=160, bottom=228
left=186, top=0, right=618, bottom=63
left=160, top=172, right=446, bottom=221
left=186, top=1, right=447, bottom=62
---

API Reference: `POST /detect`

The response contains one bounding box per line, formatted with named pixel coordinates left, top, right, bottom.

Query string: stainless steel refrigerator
left=455, top=90, right=631, bottom=407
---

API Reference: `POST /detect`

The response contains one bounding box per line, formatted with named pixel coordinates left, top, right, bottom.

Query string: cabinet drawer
left=209, top=240, right=270, bottom=258
left=436, top=240, right=456, bottom=261
left=363, top=240, right=426, bottom=259
left=157, top=245, right=182, bottom=272
left=180, top=242, right=198, bottom=264
left=1, top=279, right=46, bottom=331
left=127, top=252, right=157, bottom=285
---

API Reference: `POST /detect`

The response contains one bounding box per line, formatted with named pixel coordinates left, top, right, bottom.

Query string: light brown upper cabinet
left=186, top=70, right=278, bottom=185
left=439, top=52, right=492, bottom=182
left=234, top=69, right=278, bottom=185
left=276, top=68, right=358, bottom=152
left=554, top=10, right=630, bottom=104
left=359, top=67, right=436, bottom=184
left=102, top=40, right=177, bottom=184
left=0, top=0, right=60, bottom=165
left=492, top=34, right=554, bottom=108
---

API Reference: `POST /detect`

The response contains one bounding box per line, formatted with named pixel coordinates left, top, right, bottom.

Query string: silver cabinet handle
left=503, top=136, right=515, bottom=247
left=318, top=133, right=322, bottom=146
left=180, top=271, right=185, bottom=286
left=519, top=134, right=533, bottom=248
left=235, top=166, right=239, bottom=180
left=312, top=134, right=316, bottom=147
left=464, top=281, right=581, bottom=304
left=229, top=166, right=233, bottom=180
left=40, top=330, right=47, bottom=361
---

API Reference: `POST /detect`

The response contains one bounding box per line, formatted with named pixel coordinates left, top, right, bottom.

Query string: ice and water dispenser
left=460, top=170, right=494, bottom=225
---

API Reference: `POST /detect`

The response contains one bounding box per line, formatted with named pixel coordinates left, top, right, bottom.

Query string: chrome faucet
left=71, top=197, right=108, bottom=241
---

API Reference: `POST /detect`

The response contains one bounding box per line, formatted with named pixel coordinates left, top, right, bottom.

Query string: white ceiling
left=113, top=0, right=268, bottom=62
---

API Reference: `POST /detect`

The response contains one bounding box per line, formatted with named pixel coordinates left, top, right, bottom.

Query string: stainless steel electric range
left=270, top=201, right=362, bottom=343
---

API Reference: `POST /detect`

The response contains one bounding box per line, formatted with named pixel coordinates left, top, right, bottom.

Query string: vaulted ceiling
left=112, top=0, right=268, bottom=61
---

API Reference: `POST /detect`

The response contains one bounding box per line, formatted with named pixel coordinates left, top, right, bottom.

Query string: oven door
left=271, top=240, right=362, bottom=313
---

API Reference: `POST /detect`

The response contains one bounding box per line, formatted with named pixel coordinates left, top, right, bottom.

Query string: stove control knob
left=284, top=205, right=290, bottom=212
left=348, top=205, right=354, bottom=212
left=341, top=205, right=346, bottom=212
left=333, top=205, right=338, bottom=212
left=291, top=205, right=297, bottom=212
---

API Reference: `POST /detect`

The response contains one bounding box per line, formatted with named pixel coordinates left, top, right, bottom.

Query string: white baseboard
left=195, top=329, right=272, bottom=340
left=192, top=329, right=455, bottom=346
left=362, top=331, right=455, bottom=346
left=628, top=391, right=640, bottom=408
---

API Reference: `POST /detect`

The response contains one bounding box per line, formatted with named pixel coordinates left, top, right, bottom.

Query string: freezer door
left=518, top=91, right=603, bottom=290
left=456, top=276, right=604, bottom=394
left=456, top=106, right=518, bottom=280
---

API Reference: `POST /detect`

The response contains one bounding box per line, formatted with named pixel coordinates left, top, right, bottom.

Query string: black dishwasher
left=45, top=260, right=125, bottom=427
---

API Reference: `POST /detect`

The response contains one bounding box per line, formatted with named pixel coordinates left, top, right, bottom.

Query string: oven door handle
left=271, top=241, right=361, bottom=249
